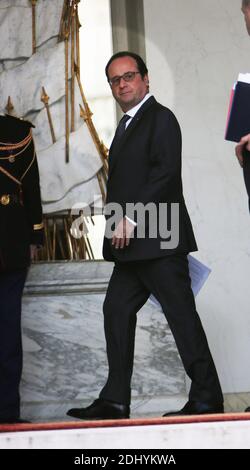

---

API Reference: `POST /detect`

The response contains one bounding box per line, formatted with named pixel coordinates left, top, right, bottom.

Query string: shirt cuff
left=125, top=215, right=137, bottom=227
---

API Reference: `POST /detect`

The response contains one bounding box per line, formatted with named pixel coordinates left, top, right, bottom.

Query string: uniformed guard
left=0, top=114, right=44, bottom=424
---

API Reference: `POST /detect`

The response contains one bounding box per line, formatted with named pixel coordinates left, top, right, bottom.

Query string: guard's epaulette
left=4, top=113, right=35, bottom=128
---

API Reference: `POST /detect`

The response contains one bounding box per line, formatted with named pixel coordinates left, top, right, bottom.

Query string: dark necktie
left=109, top=115, right=131, bottom=167
left=112, top=114, right=130, bottom=147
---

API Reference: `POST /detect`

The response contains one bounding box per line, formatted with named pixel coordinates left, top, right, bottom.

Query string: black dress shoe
left=245, top=407, right=250, bottom=412
left=163, top=400, right=224, bottom=417
left=0, top=417, right=30, bottom=424
left=67, top=398, right=130, bottom=420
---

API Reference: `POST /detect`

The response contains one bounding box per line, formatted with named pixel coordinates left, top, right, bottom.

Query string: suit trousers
left=0, top=268, right=27, bottom=420
left=99, top=254, right=223, bottom=406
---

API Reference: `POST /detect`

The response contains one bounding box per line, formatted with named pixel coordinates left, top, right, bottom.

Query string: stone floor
left=20, top=261, right=250, bottom=422
left=21, top=261, right=186, bottom=421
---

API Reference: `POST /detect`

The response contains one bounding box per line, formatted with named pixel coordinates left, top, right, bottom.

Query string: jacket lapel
left=108, top=96, right=156, bottom=176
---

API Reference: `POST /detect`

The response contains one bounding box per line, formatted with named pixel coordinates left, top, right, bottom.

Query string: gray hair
left=242, top=0, right=250, bottom=7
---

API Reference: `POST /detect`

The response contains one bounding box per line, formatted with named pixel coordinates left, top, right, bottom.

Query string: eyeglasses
left=109, top=71, right=141, bottom=87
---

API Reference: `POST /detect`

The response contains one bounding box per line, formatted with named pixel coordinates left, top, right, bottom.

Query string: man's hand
left=112, top=217, right=135, bottom=250
left=235, top=133, right=250, bottom=167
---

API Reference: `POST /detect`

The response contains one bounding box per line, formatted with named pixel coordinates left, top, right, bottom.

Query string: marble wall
left=21, top=262, right=186, bottom=421
left=143, top=0, right=250, bottom=393
left=0, top=1, right=104, bottom=213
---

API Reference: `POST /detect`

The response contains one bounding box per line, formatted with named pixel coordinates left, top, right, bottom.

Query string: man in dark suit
left=235, top=0, right=250, bottom=210
left=67, top=51, right=223, bottom=420
left=0, top=114, right=44, bottom=424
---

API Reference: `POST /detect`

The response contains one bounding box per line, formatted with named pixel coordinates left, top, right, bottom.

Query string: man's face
left=107, top=56, right=149, bottom=112
left=242, top=4, right=250, bottom=35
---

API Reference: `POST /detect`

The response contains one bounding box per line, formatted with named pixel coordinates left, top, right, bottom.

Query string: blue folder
left=225, top=81, right=250, bottom=143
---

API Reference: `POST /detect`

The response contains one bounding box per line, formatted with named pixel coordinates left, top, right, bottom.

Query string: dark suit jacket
left=0, top=115, right=43, bottom=272
left=243, top=149, right=250, bottom=210
left=103, top=96, right=197, bottom=262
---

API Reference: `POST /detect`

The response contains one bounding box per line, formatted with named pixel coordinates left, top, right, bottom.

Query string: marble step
left=24, top=260, right=113, bottom=295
